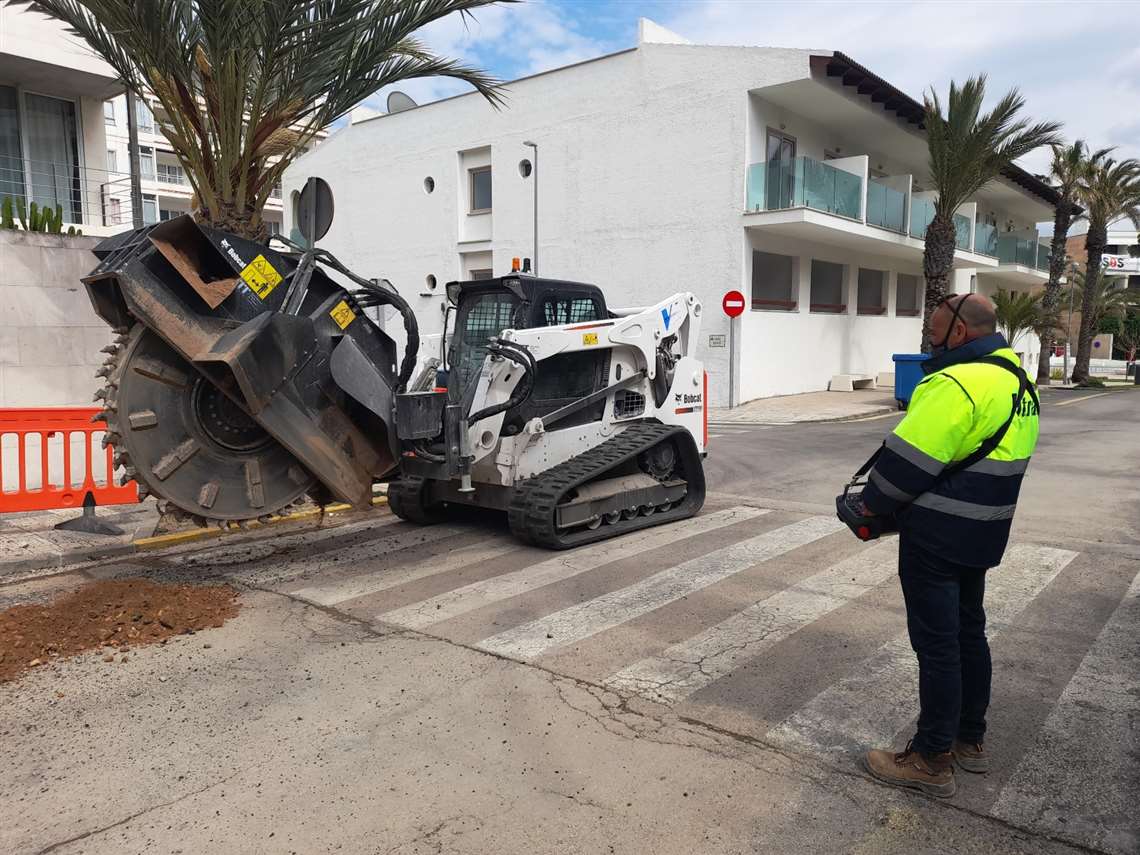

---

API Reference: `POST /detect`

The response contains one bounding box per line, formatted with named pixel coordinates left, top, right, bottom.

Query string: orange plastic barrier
left=0, top=407, right=139, bottom=513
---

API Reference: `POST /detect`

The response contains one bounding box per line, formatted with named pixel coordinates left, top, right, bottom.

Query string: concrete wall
left=741, top=230, right=924, bottom=399
left=0, top=230, right=110, bottom=407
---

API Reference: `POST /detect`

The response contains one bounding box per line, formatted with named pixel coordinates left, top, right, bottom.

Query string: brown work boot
left=864, top=741, right=956, bottom=799
left=952, top=739, right=990, bottom=773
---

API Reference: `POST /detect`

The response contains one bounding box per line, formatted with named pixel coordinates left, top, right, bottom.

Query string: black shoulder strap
left=941, top=356, right=1035, bottom=477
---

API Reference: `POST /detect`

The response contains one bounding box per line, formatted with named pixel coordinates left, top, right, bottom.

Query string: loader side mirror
left=297, top=177, right=334, bottom=245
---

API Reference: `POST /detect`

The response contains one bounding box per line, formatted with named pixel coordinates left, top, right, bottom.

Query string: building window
left=139, top=145, right=155, bottom=180
left=469, top=166, right=492, bottom=213
left=156, top=162, right=185, bottom=184
left=25, top=93, right=82, bottom=224
left=0, top=86, right=24, bottom=204
left=269, top=180, right=282, bottom=199
left=810, top=260, right=846, bottom=313
left=857, top=268, right=887, bottom=315
left=159, top=208, right=179, bottom=221
left=751, top=250, right=796, bottom=311
left=469, top=268, right=493, bottom=280
left=106, top=197, right=122, bottom=225
left=896, top=274, right=921, bottom=316
left=136, top=100, right=154, bottom=133
left=104, top=100, right=115, bottom=126
left=142, top=193, right=158, bottom=225
left=266, top=220, right=281, bottom=236
left=106, top=149, right=118, bottom=174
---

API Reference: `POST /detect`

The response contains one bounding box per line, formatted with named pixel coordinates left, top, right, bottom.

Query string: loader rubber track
left=507, top=421, right=705, bottom=550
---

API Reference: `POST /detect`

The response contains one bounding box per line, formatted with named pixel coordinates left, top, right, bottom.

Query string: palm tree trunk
left=1036, top=206, right=1072, bottom=385
left=1071, top=225, right=1106, bottom=384
left=920, top=213, right=958, bottom=351
left=206, top=198, right=267, bottom=242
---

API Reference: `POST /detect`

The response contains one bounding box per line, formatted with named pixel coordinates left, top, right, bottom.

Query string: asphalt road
left=2, top=386, right=1137, bottom=855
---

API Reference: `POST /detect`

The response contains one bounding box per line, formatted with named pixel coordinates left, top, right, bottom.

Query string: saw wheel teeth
left=100, top=345, right=120, bottom=355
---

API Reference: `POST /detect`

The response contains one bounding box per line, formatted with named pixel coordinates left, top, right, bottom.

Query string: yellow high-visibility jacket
left=863, top=333, right=1040, bottom=567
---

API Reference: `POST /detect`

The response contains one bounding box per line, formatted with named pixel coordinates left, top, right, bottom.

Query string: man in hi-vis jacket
left=861, top=294, right=1040, bottom=798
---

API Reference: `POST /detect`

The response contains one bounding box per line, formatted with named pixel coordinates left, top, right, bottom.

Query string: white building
left=283, top=20, right=1059, bottom=405
left=0, top=5, right=126, bottom=236
left=1069, top=215, right=1140, bottom=290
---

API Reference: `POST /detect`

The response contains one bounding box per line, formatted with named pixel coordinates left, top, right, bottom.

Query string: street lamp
left=523, top=140, right=538, bottom=274
left=1064, top=260, right=1078, bottom=382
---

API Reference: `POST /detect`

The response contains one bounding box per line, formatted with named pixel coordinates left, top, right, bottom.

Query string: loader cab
left=445, top=275, right=611, bottom=430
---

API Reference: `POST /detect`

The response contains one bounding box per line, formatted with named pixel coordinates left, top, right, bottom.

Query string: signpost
left=722, top=290, right=745, bottom=408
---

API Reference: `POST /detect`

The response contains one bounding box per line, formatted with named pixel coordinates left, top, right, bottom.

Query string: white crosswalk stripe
left=764, top=544, right=1077, bottom=756
left=290, top=536, right=520, bottom=606
left=476, top=515, right=845, bottom=661
left=378, top=506, right=768, bottom=630
left=604, top=538, right=899, bottom=703
left=990, top=568, right=1140, bottom=855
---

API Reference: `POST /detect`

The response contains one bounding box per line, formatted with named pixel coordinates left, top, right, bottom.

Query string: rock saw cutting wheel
left=102, top=325, right=317, bottom=522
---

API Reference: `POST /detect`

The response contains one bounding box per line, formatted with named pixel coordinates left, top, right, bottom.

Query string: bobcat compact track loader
left=82, top=190, right=707, bottom=549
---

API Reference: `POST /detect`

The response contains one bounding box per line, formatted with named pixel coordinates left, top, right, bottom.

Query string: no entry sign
left=722, top=290, right=746, bottom=318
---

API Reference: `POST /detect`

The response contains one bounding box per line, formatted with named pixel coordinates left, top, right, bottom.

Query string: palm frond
left=9, top=0, right=514, bottom=237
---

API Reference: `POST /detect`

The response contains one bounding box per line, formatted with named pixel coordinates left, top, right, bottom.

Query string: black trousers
left=898, top=535, right=992, bottom=755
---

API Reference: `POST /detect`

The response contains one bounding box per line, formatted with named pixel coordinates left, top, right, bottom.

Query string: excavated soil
left=0, top=578, right=241, bottom=683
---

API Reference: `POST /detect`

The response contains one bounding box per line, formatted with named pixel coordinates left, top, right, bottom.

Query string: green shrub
left=1078, top=376, right=1106, bottom=388
left=1050, top=368, right=1064, bottom=381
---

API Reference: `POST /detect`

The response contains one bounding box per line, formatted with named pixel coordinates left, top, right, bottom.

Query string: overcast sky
left=361, top=0, right=1140, bottom=175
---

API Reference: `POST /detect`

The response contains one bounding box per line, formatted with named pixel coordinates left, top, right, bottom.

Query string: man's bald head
left=931, top=293, right=997, bottom=352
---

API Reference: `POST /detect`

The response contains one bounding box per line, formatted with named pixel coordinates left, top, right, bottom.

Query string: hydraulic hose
left=269, top=239, right=420, bottom=392
left=467, top=340, right=536, bottom=427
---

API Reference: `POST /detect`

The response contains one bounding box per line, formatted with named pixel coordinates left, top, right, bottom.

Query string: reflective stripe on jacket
left=862, top=333, right=1040, bottom=568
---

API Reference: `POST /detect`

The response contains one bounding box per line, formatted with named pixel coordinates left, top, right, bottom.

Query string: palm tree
left=920, top=76, right=1061, bottom=350
left=992, top=288, right=1048, bottom=359
left=1035, top=141, right=1111, bottom=384
left=1070, top=158, right=1140, bottom=384
left=15, top=0, right=511, bottom=239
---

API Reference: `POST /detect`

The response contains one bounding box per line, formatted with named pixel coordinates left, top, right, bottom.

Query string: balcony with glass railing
left=746, top=156, right=862, bottom=220
left=996, top=234, right=1040, bottom=267
left=974, top=221, right=998, bottom=257
left=743, top=157, right=1032, bottom=267
left=1036, top=240, right=1051, bottom=271
left=866, top=177, right=907, bottom=233
left=908, top=198, right=971, bottom=251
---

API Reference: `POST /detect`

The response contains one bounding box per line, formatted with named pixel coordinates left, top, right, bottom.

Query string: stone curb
left=0, top=497, right=388, bottom=582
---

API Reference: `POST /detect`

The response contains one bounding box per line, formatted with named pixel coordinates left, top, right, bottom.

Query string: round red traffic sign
left=722, top=290, right=746, bottom=318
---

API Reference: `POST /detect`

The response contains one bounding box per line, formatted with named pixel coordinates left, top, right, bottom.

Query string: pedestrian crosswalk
left=765, top=544, right=1077, bottom=758
left=228, top=503, right=1137, bottom=855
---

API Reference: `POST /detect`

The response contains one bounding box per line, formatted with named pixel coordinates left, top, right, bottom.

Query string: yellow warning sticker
left=330, top=299, right=356, bottom=330
left=240, top=254, right=282, bottom=299
left=582, top=332, right=599, bottom=346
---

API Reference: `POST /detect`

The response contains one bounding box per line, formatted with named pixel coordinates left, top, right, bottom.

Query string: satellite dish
left=297, top=177, right=334, bottom=244
left=386, top=91, right=418, bottom=113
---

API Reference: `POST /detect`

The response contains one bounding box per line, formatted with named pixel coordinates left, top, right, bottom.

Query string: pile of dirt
left=0, top=578, right=240, bottom=683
